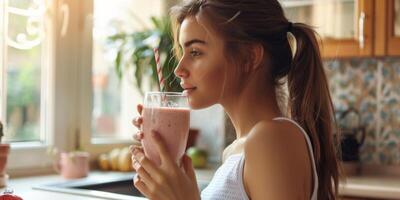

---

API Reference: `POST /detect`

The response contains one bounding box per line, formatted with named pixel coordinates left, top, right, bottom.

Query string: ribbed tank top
left=201, top=117, right=319, bottom=200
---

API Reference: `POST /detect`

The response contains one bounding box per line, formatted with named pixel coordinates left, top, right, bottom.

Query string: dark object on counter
left=338, top=108, right=366, bottom=162
left=186, top=129, right=199, bottom=151
left=0, top=188, right=23, bottom=200
left=0, top=121, right=3, bottom=143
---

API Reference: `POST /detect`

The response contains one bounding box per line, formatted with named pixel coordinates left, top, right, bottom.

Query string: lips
left=180, top=83, right=196, bottom=90
left=180, top=83, right=197, bottom=95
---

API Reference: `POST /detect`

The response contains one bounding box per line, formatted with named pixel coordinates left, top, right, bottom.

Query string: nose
left=174, top=58, right=189, bottom=79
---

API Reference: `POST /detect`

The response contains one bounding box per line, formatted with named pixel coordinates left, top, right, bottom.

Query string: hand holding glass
left=141, top=92, right=190, bottom=166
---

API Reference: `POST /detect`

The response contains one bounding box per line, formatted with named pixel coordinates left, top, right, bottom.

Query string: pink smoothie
left=141, top=107, right=190, bottom=166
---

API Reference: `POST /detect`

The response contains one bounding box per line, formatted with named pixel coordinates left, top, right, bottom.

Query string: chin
left=188, top=96, right=216, bottom=110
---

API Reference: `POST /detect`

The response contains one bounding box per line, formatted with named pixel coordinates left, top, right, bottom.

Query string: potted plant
left=108, top=16, right=181, bottom=94
left=0, top=121, right=10, bottom=187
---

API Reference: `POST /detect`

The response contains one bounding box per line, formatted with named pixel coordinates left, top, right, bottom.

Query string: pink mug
left=54, top=152, right=90, bottom=179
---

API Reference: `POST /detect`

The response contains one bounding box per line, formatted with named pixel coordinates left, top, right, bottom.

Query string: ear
left=250, top=44, right=264, bottom=71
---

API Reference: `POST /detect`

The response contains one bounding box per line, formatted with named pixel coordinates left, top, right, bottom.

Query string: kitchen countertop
left=0, top=174, right=110, bottom=200
left=339, top=175, right=400, bottom=199
left=1, top=167, right=400, bottom=200
left=0, top=167, right=216, bottom=200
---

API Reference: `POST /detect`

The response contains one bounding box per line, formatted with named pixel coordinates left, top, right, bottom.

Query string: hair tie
left=287, top=32, right=297, bottom=58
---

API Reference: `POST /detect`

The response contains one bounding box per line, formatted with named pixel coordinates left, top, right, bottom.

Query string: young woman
left=130, top=0, right=341, bottom=199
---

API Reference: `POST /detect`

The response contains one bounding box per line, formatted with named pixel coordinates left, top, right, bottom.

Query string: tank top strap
left=272, top=117, right=319, bottom=200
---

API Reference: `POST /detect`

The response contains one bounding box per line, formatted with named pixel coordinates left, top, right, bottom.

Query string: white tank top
left=201, top=117, right=319, bottom=200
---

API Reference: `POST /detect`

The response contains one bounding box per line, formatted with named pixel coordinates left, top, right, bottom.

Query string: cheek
left=202, top=67, right=226, bottom=95
left=188, top=61, right=228, bottom=109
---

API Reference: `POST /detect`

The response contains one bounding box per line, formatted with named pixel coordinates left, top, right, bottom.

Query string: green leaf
left=107, top=15, right=182, bottom=93
left=115, top=51, right=123, bottom=79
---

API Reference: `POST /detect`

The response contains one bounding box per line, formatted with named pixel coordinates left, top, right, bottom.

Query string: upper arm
left=243, top=121, right=312, bottom=200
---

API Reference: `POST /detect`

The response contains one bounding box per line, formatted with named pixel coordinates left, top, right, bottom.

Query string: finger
left=132, top=148, right=164, bottom=181
left=133, top=175, right=152, bottom=198
left=129, top=145, right=143, bottom=154
left=151, top=130, right=174, bottom=166
left=133, top=159, right=154, bottom=187
left=132, top=116, right=143, bottom=128
left=182, top=155, right=197, bottom=181
left=132, top=130, right=144, bottom=141
left=137, top=104, right=143, bottom=115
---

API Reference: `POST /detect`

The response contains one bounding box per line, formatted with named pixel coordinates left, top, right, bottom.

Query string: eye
left=189, top=49, right=202, bottom=57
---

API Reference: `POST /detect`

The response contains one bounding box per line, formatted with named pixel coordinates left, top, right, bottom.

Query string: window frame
left=3, top=0, right=55, bottom=174
left=77, top=0, right=134, bottom=158
left=4, top=0, right=173, bottom=176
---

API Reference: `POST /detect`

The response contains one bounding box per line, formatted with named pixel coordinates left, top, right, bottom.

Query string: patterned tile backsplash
left=221, top=58, right=399, bottom=165
left=325, top=58, right=400, bottom=165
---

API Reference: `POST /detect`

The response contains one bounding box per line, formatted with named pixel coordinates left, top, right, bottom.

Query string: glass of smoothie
left=141, top=92, right=190, bottom=166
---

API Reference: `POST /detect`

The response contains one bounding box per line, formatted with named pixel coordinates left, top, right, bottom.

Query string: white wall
left=190, top=104, right=226, bottom=163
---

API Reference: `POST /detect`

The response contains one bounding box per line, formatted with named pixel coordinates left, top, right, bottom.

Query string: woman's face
left=174, top=16, right=235, bottom=109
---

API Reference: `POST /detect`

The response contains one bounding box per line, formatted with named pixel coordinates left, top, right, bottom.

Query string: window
left=0, top=0, right=54, bottom=173
left=1, top=0, right=48, bottom=142
left=89, top=0, right=163, bottom=142
left=1, top=0, right=169, bottom=174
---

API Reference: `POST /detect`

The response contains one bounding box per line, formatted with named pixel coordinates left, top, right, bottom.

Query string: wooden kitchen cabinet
left=375, top=0, right=400, bottom=56
left=281, top=0, right=374, bottom=58
left=281, top=0, right=400, bottom=58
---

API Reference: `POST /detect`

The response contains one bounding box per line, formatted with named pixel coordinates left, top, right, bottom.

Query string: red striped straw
left=153, top=48, right=165, bottom=92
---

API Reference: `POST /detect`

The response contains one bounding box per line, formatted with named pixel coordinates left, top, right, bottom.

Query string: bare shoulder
left=243, top=119, right=312, bottom=199
left=244, top=119, right=310, bottom=171
left=245, top=119, right=306, bottom=150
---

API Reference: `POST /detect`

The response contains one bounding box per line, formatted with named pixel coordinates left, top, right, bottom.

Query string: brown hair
left=171, top=0, right=340, bottom=199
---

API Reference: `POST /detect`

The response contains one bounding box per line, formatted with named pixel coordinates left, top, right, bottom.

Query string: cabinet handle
left=358, top=11, right=365, bottom=49
left=60, top=0, right=69, bottom=37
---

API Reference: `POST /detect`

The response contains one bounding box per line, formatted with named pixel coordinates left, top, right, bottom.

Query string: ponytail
left=170, top=0, right=340, bottom=198
left=288, top=23, right=340, bottom=200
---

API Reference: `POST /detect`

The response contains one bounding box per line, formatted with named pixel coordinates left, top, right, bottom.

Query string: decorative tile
left=377, top=58, right=400, bottom=165
left=325, top=59, right=379, bottom=164
left=221, top=58, right=400, bottom=165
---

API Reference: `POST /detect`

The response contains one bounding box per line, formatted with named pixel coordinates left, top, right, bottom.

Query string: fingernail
left=133, top=160, right=141, bottom=170
left=134, top=174, right=141, bottom=183
left=132, top=147, right=140, bottom=154
left=135, top=152, right=144, bottom=161
left=132, top=148, right=138, bottom=155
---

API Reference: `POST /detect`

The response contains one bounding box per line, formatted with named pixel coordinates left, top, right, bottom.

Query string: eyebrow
left=182, top=39, right=207, bottom=48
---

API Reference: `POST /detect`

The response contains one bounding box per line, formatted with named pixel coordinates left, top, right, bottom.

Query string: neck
left=220, top=68, right=282, bottom=139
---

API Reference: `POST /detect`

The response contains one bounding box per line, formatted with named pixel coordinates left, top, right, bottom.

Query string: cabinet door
left=281, top=0, right=373, bottom=58
left=375, top=0, right=400, bottom=56
left=387, top=0, right=400, bottom=55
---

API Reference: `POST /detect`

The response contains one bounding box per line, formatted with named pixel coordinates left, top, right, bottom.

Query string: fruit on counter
left=118, top=147, right=133, bottom=171
left=98, top=153, right=110, bottom=171
left=97, top=147, right=134, bottom=171
left=186, top=147, right=208, bottom=168
left=109, top=148, right=121, bottom=171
